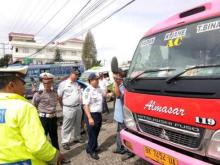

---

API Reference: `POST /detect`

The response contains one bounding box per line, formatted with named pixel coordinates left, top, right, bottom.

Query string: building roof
left=9, top=32, right=34, bottom=37
left=9, top=32, right=35, bottom=41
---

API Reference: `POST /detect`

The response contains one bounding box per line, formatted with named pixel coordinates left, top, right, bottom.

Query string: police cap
left=88, top=73, right=99, bottom=81
left=40, top=72, right=55, bottom=83
left=0, top=65, right=28, bottom=77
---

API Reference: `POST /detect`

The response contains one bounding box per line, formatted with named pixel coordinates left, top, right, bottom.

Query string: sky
left=0, top=0, right=210, bottom=65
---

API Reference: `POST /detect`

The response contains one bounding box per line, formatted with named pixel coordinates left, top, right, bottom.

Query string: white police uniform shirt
left=83, top=85, right=103, bottom=113
left=57, top=78, right=81, bottom=106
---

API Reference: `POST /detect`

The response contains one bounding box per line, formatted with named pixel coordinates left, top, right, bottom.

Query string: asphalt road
left=57, top=101, right=151, bottom=165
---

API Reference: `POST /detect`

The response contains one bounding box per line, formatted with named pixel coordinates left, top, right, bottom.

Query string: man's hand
left=88, top=117, right=95, bottom=126
left=57, top=152, right=64, bottom=165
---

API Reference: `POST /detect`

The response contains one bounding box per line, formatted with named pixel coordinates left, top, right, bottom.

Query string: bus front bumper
left=120, top=129, right=211, bottom=165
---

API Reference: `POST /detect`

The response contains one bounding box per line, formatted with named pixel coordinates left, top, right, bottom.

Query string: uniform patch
left=0, top=109, right=6, bottom=123
left=85, top=88, right=90, bottom=92
left=84, top=93, right=89, bottom=99
left=2, top=159, right=32, bottom=165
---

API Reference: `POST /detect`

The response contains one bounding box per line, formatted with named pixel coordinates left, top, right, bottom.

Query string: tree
left=82, top=31, right=99, bottom=70
left=0, top=55, right=10, bottom=67
left=54, top=48, right=63, bottom=62
left=23, top=57, right=33, bottom=65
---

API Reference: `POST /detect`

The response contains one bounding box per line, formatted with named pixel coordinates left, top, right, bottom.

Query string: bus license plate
left=144, top=146, right=178, bottom=165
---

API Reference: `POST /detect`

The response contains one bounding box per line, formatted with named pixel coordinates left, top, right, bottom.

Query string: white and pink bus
left=121, top=0, right=220, bottom=164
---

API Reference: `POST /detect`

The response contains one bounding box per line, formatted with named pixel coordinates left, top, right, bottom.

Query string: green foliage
left=93, top=60, right=101, bottom=66
left=0, top=55, right=10, bottom=67
left=54, top=48, right=63, bottom=62
left=82, top=31, right=100, bottom=70
left=23, top=57, right=32, bottom=65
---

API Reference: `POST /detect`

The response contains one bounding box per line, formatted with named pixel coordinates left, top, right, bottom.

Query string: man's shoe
left=80, top=130, right=86, bottom=135
left=90, top=152, right=99, bottom=160
left=95, top=147, right=101, bottom=153
left=62, top=144, right=70, bottom=150
left=121, top=153, right=134, bottom=161
left=61, top=159, right=71, bottom=164
left=112, top=149, right=126, bottom=154
left=73, top=139, right=85, bottom=143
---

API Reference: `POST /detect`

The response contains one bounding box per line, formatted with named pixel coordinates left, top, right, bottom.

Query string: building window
left=23, top=48, right=29, bottom=53
left=77, top=51, right=81, bottom=56
left=62, top=50, right=66, bottom=55
left=71, top=50, right=76, bottom=55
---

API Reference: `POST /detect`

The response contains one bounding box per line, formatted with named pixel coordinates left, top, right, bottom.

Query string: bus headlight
left=206, top=130, right=220, bottom=160
left=123, top=106, right=137, bottom=131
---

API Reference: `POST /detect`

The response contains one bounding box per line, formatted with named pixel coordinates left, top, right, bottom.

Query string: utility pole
left=2, top=43, right=5, bottom=56
left=0, top=43, right=6, bottom=58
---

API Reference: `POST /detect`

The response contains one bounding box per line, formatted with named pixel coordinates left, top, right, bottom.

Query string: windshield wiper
left=130, top=68, right=176, bottom=82
left=166, top=64, right=220, bottom=83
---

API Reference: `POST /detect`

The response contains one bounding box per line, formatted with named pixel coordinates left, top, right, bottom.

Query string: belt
left=39, top=112, right=56, bottom=118
left=63, top=104, right=80, bottom=108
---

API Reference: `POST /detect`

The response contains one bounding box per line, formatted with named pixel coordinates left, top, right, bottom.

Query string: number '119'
left=195, top=117, right=216, bottom=126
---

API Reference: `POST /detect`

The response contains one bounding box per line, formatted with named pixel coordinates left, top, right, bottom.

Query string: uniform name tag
left=0, top=159, right=31, bottom=165
left=0, top=109, right=6, bottom=123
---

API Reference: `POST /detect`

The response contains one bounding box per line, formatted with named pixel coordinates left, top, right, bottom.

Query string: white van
left=79, top=66, right=113, bottom=83
left=79, top=66, right=114, bottom=101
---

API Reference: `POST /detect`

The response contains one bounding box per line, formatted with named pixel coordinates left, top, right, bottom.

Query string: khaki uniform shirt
left=32, top=91, right=57, bottom=114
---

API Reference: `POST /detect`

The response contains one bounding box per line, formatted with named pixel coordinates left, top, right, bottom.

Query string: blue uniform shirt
left=113, top=83, right=125, bottom=123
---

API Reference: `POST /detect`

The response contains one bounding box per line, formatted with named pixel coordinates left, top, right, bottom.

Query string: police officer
left=83, top=73, right=103, bottom=160
left=0, top=66, right=63, bottom=164
left=32, top=72, right=59, bottom=150
left=57, top=68, right=83, bottom=150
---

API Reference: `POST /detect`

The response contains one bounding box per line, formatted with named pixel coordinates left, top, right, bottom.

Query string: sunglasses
left=15, top=76, right=26, bottom=85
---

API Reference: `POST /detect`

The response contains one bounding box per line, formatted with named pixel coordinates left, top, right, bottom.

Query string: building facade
left=9, top=32, right=83, bottom=64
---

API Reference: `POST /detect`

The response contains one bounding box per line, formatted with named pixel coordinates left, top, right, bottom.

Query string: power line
left=62, top=0, right=117, bottom=38
left=15, top=0, right=42, bottom=33
left=35, top=0, right=71, bottom=35
left=10, top=0, right=28, bottom=32
left=50, top=0, right=105, bottom=39
left=63, top=0, right=136, bottom=41
left=24, top=0, right=58, bottom=33
left=52, top=0, right=106, bottom=40
left=28, top=0, right=135, bottom=58
left=28, top=0, right=93, bottom=58
left=44, top=0, right=103, bottom=40
left=19, top=0, right=46, bottom=32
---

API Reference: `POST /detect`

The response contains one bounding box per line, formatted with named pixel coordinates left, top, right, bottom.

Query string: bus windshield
left=128, top=17, right=220, bottom=79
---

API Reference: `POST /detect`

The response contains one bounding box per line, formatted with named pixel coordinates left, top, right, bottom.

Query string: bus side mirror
left=111, top=56, right=119, bottom=73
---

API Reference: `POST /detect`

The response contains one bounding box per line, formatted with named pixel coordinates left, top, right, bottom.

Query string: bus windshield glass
left=128, top=17, right=220, bottom=79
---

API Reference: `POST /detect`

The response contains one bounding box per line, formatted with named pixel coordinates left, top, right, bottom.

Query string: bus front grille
left=137, top=115, right=205, bottom=149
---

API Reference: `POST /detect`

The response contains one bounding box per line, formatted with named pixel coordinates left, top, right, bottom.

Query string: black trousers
left=85, top=113, right=102, bottom=154
left=40, top=117, right=59, bottom=150
left=102, top=97, right=109, bottom=113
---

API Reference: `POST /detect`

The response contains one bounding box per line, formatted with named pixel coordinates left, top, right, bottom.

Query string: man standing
left=83, top=73, right=103, bottom=160
left=32, top=72, right=59, bottom=150
left=0, top=66, right=63, bottom=164
left=58, top=69, right=83, bottom=150
left=113, top=69, right=134, bottom=161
